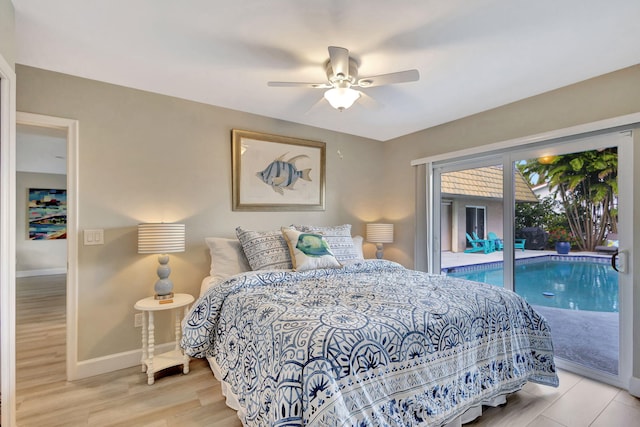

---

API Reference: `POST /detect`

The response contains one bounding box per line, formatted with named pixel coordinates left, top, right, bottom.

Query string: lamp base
left=375, top=243, right=384, bottom=259
left=154, top=292, right=174, bottom=301
left=153, top=254, right=174, bottom=301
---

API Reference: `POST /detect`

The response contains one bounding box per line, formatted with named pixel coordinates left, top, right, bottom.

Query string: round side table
left=134, top=293, right=195, bottom=385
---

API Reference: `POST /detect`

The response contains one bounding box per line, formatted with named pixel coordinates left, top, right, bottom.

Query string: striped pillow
left=235, top=227, right=292, bottom=271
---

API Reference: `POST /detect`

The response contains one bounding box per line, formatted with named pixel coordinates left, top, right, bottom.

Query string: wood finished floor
left=15, top=275, right=640, bottom=426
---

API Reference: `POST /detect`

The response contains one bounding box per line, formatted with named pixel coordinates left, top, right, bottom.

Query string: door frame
left=420, top=125, right=636, bottom=389
left=0, top=52, right=17, bottom=427
left=465, top=205, right=486, bottom=242
left=1, top=75, right=81, bottom=424
left=504, top=131, right=633, bottom=387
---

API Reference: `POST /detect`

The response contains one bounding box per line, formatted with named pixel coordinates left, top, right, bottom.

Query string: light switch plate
left=84, top=229, right=104, bottom=245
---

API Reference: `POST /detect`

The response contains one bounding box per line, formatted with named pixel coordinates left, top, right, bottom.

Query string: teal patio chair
left=474, top=231, right=501, bottom=252
left=488, top=232, right=504, bottom=251
left=514, top=238, right=526, bottom=251
left=465, top=233, right=495, bottom=254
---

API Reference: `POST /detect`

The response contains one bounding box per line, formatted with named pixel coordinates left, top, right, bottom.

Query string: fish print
left=256, top=153, right=312, bottom=195
left=296, top=233, right=332, bottom=257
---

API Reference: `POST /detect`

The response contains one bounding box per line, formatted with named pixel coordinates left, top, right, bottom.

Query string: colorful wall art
left=28, top=188, right=67, bottom=240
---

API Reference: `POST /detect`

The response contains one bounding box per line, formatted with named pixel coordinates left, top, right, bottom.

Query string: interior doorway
left=15, top=123, right=68, bottom=400
left=16, top=123, right=67, bottom=275
left=15, top=112, right=79, bottom=383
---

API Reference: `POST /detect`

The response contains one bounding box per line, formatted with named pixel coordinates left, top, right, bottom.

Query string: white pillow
left=204, top=237, right=250, bottom=279
left=236, top=227, right=293, bottom=271
left=293, top=224, right=364, bottom=264
left=281, top=227, right=341, bottom=271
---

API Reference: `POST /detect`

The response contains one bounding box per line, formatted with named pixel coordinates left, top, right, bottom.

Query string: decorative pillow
left=607, top=239, right=619, bottom=247
left=281, top=227, right=341, bottom=271
left=352, top=235, right=364, bottom=260
left=292, top=224, right=364, bottom=264
left=204, top=237, right=251, bottom=278
left=236, top=227, right=292, bottom=271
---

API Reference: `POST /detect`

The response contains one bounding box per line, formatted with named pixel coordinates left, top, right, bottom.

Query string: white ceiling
left=12, top=0, right=640, bottom=141
left=16, top=124, right=67, bottom=174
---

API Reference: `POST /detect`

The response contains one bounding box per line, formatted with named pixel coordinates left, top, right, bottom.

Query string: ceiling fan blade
left=328, top=46, right=349, bottom=79
left=356, top=69, right=420, bottom=88
left=268, top=81, right=331, bottom=88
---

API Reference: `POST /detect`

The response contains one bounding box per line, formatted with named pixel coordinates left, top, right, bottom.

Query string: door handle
left=611, top=249, right=627, bottom=273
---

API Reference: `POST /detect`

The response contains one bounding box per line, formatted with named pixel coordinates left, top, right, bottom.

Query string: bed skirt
left=206, top=357, right=507, bottom=427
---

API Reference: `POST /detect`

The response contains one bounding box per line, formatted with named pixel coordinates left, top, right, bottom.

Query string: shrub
left=547, top=227, right=574, bottom=248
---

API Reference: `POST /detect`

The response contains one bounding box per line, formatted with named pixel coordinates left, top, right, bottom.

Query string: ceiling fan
left=267, top=46, right=420, bottom=111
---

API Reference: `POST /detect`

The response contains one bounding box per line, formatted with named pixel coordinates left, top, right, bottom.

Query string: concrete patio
left=439, top=249, right=619, bottom=375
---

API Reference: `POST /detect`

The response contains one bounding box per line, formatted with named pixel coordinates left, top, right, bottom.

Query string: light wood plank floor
left=14, top=275, right=640, bottom=426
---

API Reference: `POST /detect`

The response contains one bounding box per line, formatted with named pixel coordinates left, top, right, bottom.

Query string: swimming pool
left=444, top=255, right=618, bottom=312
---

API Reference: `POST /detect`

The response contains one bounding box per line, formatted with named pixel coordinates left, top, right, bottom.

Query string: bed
left=181, top=225, right=558, bottom=426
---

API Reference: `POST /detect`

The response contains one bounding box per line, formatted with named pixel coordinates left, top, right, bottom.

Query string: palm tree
left=518, top=148, right=617, bottom=251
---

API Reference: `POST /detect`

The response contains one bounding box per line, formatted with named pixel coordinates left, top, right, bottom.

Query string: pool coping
left=441, top=254, right=613, bottom=274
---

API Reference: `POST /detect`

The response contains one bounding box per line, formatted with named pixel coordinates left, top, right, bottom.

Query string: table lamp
left=366, top=223, right=394, bottom=259
left=138, top=223, right=185, bottom=300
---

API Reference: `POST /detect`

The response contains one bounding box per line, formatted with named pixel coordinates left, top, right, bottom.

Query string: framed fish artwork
left=232, top=129, right=326, bottom=211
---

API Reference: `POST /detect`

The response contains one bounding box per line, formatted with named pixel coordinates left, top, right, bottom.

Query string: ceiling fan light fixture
left=268, top=46, right=419, bottom=111
left=324, top=87, right=361, bottom=111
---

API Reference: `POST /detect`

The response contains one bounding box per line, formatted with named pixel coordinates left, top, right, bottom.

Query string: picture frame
left=28, top=188, right=67, bottom=240
left=232, top=129, right=326, bottom=211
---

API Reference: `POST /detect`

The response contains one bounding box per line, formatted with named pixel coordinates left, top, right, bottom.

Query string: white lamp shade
left=366, top=223, right=394, bottom=243
left=324, top=87, right=361, bottom=110
left=138, top=223, right=185, bottom=254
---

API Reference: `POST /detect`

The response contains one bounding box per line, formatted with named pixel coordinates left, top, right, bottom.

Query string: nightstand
left=134, top=293, right=195, bottom=385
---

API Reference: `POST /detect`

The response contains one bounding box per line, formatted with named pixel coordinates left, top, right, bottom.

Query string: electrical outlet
left=134, top=313, right=143, bottom=327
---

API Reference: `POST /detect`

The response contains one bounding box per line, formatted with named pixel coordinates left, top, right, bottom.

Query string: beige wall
left=16, top=172, right=67, bottom=274
left=16, top=65, right=386, bottom=360
left=0, top=0, right=15, bottom=68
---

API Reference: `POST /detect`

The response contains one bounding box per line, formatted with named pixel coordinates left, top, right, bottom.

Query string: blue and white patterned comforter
left=182, top=260, right=558, bottom=426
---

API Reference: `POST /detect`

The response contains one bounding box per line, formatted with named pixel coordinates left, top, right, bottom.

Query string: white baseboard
left=16, top=267, right=66, bottom=278
left=629, top=376, right=640, bottom=397
left=69, top=342, right=176, bottom=380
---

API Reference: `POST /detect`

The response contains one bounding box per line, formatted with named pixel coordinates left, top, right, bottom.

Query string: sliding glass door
left=430, top=131, right=633, bottom=388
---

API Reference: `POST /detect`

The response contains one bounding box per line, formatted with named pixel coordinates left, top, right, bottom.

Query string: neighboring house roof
left=441, top=166, right=538, bottom=203
left=532, top=182, right=551, bottom=198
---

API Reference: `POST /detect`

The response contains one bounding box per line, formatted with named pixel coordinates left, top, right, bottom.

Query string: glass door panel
left=437, top=164, right=504, bottom=287
left=510, top=134, right=629, bottom=381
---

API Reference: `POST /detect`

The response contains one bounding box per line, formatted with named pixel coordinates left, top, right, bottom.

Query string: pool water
left=446, top=258, right=618, bottom=312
